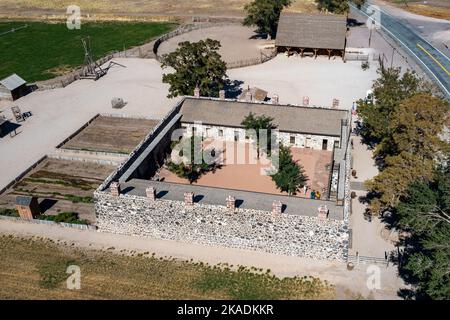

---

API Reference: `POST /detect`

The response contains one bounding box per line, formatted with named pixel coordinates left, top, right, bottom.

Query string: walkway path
left=349, top=132, right=396, bottom=258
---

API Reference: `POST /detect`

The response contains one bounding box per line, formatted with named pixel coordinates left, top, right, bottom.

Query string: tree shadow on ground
left=347, top=18, right=366, bottom=27
left=224, top=79, right=244, bottom=99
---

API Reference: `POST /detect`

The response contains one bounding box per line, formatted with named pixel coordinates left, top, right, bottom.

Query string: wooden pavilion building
left=275, top=12, right=348, bottom=60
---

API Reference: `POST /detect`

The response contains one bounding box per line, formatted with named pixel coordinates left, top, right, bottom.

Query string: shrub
left=37, top=212, right=89, bottom=225
left=0, top=208, right=19, bottom=217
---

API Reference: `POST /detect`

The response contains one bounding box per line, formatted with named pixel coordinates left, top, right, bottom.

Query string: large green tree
left=243, top=0, right=292, bottom=38
left=395, top=164, right=450, bottom=299
left=315, top=0, right=366, bottom=13
left=356, top=68, right=422, bottom=157
left=241, top=112, right=276, bottom=159
left=389, top=93, right=450, bottom=161
left=365, top=92, right=449, bottom=213
left=271, top=145, right=308, bottom=195
left=161, top=39, right=227, bottom=98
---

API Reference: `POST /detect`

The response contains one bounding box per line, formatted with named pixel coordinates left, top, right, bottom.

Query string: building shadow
left=39, top=198, right=58, bottom=214
left=235, top=199, right=244, bottom=208
left=193, top=194, right=204, bottom=203
left=121, top=186, right=135, bottom=194
left=0, top=121, right=21, bottom=138
left=156, top=190, right=169, bottom=199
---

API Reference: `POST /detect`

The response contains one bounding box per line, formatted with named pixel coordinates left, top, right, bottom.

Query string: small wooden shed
left=15, top=196, right=40, bottom=219
left=0, top=74, right=28, bottom=101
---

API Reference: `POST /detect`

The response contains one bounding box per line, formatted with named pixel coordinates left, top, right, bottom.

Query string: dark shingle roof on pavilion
left=275, top=12, right=347, bottom=50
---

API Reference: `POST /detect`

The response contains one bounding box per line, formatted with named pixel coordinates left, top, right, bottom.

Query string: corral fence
left=227, top=49, right=277, bottom=69
left=153, top=22, right=278, bottom=69
left=153, top=22, right=238, bottom=62
left=36, top=43, right=154, bottom=90
left=0, top=214, right=97, bottom=231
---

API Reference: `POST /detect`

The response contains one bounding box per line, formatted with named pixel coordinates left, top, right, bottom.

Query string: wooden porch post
left=314, top=49, right=318, bottom=59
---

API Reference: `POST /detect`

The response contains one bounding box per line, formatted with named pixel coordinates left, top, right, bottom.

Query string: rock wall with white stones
left=95, top=191, right=349, bottom=261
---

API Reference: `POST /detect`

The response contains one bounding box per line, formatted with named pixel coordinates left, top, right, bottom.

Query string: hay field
left=0, top=235, right=335, bottom=300
left=0, top=0, right=317, bottom=20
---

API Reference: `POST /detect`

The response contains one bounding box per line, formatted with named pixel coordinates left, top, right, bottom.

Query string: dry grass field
left=387, top=0, right=450, bottom=20
left=0, top=235, right=335, bottom=300
left=62, top=116, right=159, bottom=154
left=0, top=0, right=317, bottom=20
left=0, top=158, right=115, bottom=223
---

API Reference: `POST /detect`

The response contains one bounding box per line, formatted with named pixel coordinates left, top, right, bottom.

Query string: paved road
left=351, top=2, right=450, bottom=99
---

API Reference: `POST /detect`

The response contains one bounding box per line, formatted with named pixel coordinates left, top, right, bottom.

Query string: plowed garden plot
left=0, top=158, right=115, bottom=223
left=61, top=116, right=159, bottom=154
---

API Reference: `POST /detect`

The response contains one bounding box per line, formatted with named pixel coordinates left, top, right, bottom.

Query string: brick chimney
left=184, top=192, right=194, bottom=207
left=219, top=90, right=226, bottom=100
left=110, top=182, right=121, bottom=197
left=194, top=86, right=200, bottom=98
left=332, top=98, right=339, bottom=109
left=303, top=96, right=310, bottom=106
left=146, top=186, right=156, bottom=201
left=226, top=195, right=236, bottom=212
left=272, top=200, right=282, bottom=215
left=318, top=205, right=329, bottom=220
left=245, top=90, right=252, bottom=102
left=272, top=94, right=279, bottom=105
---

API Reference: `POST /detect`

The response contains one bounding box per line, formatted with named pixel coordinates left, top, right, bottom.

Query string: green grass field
left=0, top=21, right=177, bottom=82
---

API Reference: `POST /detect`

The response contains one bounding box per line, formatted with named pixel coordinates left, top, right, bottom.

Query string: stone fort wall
left=95, top=191, right=349, bottom=261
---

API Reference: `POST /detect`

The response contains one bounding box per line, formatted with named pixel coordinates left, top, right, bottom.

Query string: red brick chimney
left=226, top=195, right=236, bottom=212
left=184, top=192, right=194, bottom=207
left=146, top=186, right=156, bottom=201
left=194, top=87, right=200, bottom=98
left=272, top=200, right=282, bottom=215
left=110, top=182, right=121, bottom=197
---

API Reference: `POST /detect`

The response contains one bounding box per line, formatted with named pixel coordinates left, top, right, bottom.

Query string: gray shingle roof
left=275, top=12, right=347, bottom=50
left=180, top=98, right=349, bottom=137
left=15, top=196, right=33, bottom=206
left=0, top=74, right=26, bottom=91
left=238, top=87, right=268, bottom=102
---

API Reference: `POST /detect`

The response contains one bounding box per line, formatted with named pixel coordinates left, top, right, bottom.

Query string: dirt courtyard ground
left=62, top=115, right=159, bottom=154
left=159, top=141, right=332, bottom=198
left=0, top=58, right=175, bottom=191
left=0, top=158, right=115, bottom=223
left=158, top=25, right=274, bottom=65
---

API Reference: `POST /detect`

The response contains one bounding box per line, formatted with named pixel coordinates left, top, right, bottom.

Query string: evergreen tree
left=271, top=145, right=308, bottom=195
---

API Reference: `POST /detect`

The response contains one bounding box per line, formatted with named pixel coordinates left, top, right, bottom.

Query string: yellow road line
left=417, top=43, right=450, bottom=76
